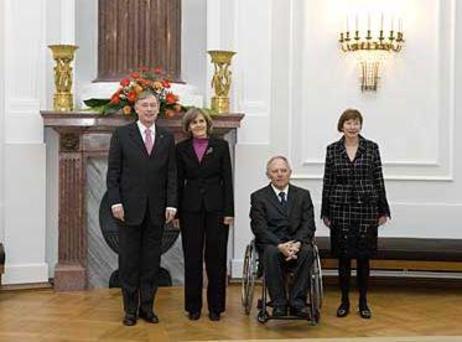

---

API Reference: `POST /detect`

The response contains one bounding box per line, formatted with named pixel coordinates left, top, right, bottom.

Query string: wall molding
left=290, top=0, right=456, bottom=182
left=2, top=262, right=49, bottom=285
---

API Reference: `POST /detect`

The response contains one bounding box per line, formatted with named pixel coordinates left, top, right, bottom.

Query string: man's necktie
left=278, top=191, right=287, bottom=208
left=145, top=128, right=153, bottom=155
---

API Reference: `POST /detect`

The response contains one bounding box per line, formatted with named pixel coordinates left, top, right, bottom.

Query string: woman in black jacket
left=321, top=109, right=390, bottom=319
left=174, top=108, right=234, bottom=322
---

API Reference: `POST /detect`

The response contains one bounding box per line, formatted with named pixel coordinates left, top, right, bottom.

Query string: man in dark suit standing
left=250, top=156, right=316, bottom=318
left=107, top=90, right=177, bottom=326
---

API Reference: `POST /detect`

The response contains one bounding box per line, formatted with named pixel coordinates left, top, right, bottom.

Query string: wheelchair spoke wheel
left=312, top=245, right=324, bottom=309
left=257, top=310, right=269, bottom=324
left=241, top=242, right=257, bottom=315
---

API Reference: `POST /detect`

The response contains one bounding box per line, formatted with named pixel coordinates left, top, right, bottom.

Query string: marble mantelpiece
left=41, top=111, right=244, bottom=291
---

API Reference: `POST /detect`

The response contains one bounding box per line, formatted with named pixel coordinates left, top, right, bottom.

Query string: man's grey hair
left=265, top=155, right=292, bottom=174
left=136, top=89, right=160, bottom=103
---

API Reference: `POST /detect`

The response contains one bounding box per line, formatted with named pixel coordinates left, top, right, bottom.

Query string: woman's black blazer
left=176, top=136, right=234, bottom=217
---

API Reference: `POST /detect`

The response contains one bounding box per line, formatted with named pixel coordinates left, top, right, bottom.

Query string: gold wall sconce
left=339, top=14, right=405, bottom=91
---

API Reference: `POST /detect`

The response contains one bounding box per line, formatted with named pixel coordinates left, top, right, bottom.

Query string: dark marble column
left=97, top=0, right=182, bottom=81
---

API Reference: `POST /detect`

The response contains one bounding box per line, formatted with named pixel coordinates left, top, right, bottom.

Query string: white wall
left=0, top=0, right=6, bottom=244
left=1, top=0, right=48, bottom=284
left=223, top=0, right=462, bottom=277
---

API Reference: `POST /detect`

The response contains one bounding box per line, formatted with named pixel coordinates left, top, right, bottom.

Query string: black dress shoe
left=290, top=306, right=309, bottom=318
left=209, top=311, right=221, bottom=321
left=123, top=313, right=137, bottom=326
left=188, top=311, right=201, bottom=320
left=272, top=306, right=288, bottom=317
left=359, top=303, right=372, bottom=319
left=139, top=310, right=159, bottom=324
left=336, top=302, right=350, bottom=318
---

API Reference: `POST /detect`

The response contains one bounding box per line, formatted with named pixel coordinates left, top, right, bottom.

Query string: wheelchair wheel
left=257, top=310, right=269, bottom=324
left=309, top=245, right=323, bottom=324
left=312, top=245, right=324, bottom=309
left=241, top=241, right=257, bottom=315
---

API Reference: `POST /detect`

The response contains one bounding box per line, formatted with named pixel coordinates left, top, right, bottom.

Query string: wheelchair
left=241, top=239, right=323, bottom=325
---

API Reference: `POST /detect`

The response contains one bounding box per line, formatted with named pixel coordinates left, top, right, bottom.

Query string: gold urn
left=208, top=50, right=236, bottom=114
left=48, top=44, right=78, bottom=111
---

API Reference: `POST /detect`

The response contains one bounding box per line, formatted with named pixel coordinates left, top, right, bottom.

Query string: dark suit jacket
left=106, top=122, right=177, bottom=226
left=321, top=135, right=390, bottom=219
left=250, top=184, right=316, bottom=246
left=176, top=136, right=234, bottom=216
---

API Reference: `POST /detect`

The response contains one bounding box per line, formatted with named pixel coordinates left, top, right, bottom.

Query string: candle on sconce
left=355, top=14, right=358, bottom=31
left=380, top=13, right=384, bottom=31
left=346, top=15, right=349, bottom=32
left=391, top=16, right=394, bottom=31
left=398, top=18, right=402, bottom=32
left=367, top=14, right=371, bottom=31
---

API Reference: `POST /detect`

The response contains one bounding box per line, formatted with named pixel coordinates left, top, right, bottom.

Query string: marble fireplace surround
left=41, top=112, right=244, bottom=291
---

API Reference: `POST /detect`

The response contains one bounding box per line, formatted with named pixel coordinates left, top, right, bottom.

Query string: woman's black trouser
left=181, top=209, right=229, bottom=314
left=338, top=256, right=370, bottom=304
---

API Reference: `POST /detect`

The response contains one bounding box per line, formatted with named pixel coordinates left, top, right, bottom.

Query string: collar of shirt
left=271, top=184, right=289, bottom=200
left=137, top=121, right=156, bottom=143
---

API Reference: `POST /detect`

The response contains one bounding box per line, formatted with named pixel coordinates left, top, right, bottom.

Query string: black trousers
left=118, top=209, right=164, bottom=315
left=180, top=210, right=229, bottom=314
left=338, top=256, right=370, bottom=304
left=262, top=244, right=313, bottom=309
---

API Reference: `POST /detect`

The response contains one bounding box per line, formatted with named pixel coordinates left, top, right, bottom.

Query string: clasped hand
left=278, top=240, right=301, bottom=261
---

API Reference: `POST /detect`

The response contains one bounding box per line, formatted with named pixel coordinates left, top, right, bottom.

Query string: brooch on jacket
left=205, top=146, right=214, bottom=155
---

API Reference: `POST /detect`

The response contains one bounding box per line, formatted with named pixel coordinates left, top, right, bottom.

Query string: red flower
left=161, top=80, right=171, bottom=89
left=165, top=92, right=178, bottom=104
left=120, top=78, right=130, bottom=87
left=140, top=66, right=149, bottom=72
left=110, top=93, right=120, bottom=104
left=154, top=67, right=162, bottom=74
left=130, top=72, right=140, bottom=79
left=127, top=91, right=137, bottom=103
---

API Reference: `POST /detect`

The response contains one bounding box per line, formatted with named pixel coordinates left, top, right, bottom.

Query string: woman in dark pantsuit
left=174, top=108, right=234, bottom=321
left=321, top=109, right=390, bottom=319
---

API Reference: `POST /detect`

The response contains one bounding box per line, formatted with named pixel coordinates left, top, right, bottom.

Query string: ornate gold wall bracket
left=48, top=44, right=79, bottom=111
left=208, top=50, right=236, bottom=113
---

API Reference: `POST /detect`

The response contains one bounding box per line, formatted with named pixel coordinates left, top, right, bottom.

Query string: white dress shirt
left=271, top=184, right=289, bottom=203
left=137, top=120, right=156, bottom=146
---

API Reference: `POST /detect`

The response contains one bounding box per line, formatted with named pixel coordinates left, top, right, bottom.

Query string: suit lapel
left=264, top=185, right=287, bottom=216
left=355, top=135, right=366, bottom=161
left=286, top=184, right=297, bottom=219
left=200, top=138, right=215, bottom=166
left=128, top=123, right=148, bottom=157
left=184, top=138, right=200, bottom=166
left=150, top=125, right=165, bottom=158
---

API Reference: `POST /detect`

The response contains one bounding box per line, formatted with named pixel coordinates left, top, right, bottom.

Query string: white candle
left=355, top=14, right=358, bottom=31
left=391, top=16, right=394, bottom=31
left=368, top=14, right=371, bottom=30
left=346, top=15, right=349, bottom=32
left=398, top=18, right=402, bottom=32
left=381, top=13, right=384, bottom=31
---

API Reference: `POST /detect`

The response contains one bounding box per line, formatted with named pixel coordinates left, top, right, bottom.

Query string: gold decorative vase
left=208, top=50, right=236, bottom=114
left=48, top=44, right=78, bottom=111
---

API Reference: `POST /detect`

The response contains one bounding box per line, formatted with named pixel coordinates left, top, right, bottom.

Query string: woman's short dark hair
left=182, top=107, right=213, bottom=137
left=337, top=108, right=363, bottom=132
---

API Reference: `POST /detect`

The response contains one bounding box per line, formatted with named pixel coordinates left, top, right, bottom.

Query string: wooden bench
left=316, top=237, right=462, bottom=281
left=0, top=243, right=4, bottom=286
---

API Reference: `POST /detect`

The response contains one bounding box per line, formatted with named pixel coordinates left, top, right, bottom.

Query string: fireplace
left=41, top=112, right=244, bottom=291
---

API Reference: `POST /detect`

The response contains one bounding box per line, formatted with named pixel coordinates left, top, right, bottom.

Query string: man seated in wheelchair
left=250, top=155, right=316, bottom=318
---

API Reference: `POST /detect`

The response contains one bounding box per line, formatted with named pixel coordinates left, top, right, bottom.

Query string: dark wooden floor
left=0, top=284, right=461, bottom=341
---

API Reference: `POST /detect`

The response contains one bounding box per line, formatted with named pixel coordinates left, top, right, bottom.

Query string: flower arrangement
left=84, top=67, right=185, bottom=118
